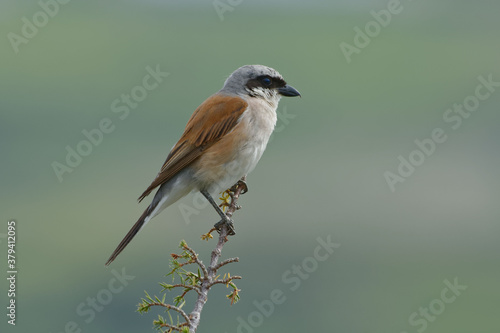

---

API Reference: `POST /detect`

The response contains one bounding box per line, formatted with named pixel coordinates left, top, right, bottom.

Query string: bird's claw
left=231, top=179, right=248, bottom=195
left=214, top=218, right=236, bottom=236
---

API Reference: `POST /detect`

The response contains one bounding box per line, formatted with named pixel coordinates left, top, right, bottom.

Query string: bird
left=105, top=65, right=300, bottom=266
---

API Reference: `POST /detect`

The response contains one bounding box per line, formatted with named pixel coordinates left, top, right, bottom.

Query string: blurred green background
left=1, top=0, right=499, bottom=332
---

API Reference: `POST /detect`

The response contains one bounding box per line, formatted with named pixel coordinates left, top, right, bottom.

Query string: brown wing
left=138, top=94, right=248, bottom=202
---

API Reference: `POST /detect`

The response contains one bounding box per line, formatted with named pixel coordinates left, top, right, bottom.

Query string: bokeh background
left=1, top=0, right=499, bottom=332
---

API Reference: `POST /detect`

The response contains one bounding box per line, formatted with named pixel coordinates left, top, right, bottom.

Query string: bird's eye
left=260, top=77, right=272, bottom=87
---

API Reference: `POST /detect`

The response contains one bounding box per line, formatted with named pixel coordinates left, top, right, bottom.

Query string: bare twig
left=214, top=257, right=239, bottom=270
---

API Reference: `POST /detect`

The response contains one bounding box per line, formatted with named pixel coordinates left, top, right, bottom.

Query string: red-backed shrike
left=105, top=65, right=300, bottom=265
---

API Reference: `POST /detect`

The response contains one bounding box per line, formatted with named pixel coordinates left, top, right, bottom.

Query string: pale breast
left=236, top=98, right=278, bottom=173
left=193, top=98, right=278, bottom=195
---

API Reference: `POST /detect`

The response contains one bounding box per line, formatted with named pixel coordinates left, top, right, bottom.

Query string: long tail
left=105, top=169, right=195, bottom=266
left=105, top=203, right=156, bottom=266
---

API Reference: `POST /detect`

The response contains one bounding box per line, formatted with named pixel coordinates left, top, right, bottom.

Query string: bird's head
left=220, top=65, right=300, bottom=105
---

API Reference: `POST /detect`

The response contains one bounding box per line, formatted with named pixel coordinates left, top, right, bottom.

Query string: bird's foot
left=214, top=217, right=236, bottom=236
left=230, top=179, right=248, bottom=195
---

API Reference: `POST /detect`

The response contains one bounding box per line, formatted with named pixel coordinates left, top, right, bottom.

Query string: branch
left=157, top=322, right=185, bottom=332
left=210, top=275, right=242, bottom=288
left=139, top=179, right=247, bottom=333
left=147, top=302, right=191, bottom=325
left=188, top=179, right=246, bottom=332
left=214, top=257, right=239, bottom=270
left=160, top=283, right=201, bottom=296
left=183, top=244, right=209, bottom=278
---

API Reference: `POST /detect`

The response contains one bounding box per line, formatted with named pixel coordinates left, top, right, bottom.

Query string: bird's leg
left=201, top=189, right=236, bottom=235
left=201, top=189, right=229, bottom=220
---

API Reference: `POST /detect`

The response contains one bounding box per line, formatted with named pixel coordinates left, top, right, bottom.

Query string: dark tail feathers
left=105, top=204, right=154, bottom=266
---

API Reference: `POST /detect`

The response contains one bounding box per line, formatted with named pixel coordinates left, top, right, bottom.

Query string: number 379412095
left=7, top=221, right=16, bottom=267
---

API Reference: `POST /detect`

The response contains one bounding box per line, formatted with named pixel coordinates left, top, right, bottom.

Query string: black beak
left=278, top=84, right=301, bottom=97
